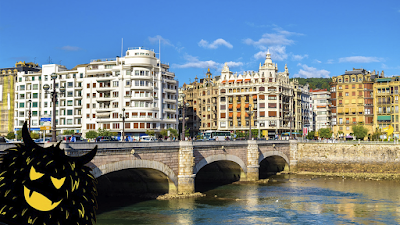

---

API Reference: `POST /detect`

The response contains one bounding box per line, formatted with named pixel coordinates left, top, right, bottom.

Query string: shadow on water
left=96, top=168, right=170, bottom=214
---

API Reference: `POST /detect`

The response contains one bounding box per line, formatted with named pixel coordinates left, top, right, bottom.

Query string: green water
left=97, top=174, right=400, bottom=224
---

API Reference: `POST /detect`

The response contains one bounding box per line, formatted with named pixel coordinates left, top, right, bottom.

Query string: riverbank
left=293, top=171, right=400, bottom=181
left=156, top=192, right=205, bottom=200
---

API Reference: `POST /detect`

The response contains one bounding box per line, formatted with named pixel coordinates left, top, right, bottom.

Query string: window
left=67, top=100, right=73, bottom=106
left=113, top=81, right=119, bottom=87
left=68, top=82, right=73, bottom=88
left=67, top=110, right=73, bottom=115
left=68, top=92, right=73, bottom=97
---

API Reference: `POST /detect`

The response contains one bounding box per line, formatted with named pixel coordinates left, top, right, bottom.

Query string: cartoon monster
left=0, top=122, right=98, bottom=225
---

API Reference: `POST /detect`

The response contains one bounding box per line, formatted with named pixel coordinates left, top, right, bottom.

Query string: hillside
left=290, top=78, right=332, bottom=90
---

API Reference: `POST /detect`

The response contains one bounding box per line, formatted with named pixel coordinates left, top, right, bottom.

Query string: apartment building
left=310, top=89, right=331, bottom=131
left=14, top=47, right=178, bottom=139
left=374, top=76, right=400, bottom=139
left=330, top=68, right=376, bottom=138
left=0, top=61, right=40, bottom=135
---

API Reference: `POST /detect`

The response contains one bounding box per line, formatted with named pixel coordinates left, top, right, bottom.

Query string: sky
left=1, top=0, right=400, bottom=85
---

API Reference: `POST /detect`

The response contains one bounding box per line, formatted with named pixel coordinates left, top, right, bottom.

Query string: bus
left=203, top=130, right=231, bottom=141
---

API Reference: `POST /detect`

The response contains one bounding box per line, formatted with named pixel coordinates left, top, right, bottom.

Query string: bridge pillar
left=289, top=140, right=298, bottom=171
left=178, top=141, right=195, bottom=194
left=246, top=140, right=259, bottom=181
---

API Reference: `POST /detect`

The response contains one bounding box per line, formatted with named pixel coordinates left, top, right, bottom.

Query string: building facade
left=0, top=61, right=40, bottom=135
left=310, top=89, right=331, bottom=132
left=330, top=68, right=376, bottom=138
left=14, top=47, right=178, bottom=139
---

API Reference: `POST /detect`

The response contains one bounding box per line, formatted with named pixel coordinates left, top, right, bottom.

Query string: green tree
left=319, top=128, right=332, bottom=139
left=97, top=128, right=113, bottom=137
left=168, top=128, right=178, bottom=138
left=160, top=129, right=168, bottom=138
left=352, top=125, right=369, bottom=140
left=371, top=128, right=382, bottom=141
left=185, top=127, right=190, bottom=137
left=85, top=131, right=98, bottom=139
left=251, top=129, right=258, bottom=138
left=6, top=132, right=14, bottom=140
left=306, top=131, right=315, bottom=140
left=63, top=130, right=75, bottom=135
left=30, top=132, right=39, bottom=139
left=16, top=130, right=22, bottom=140
left=145, top=130, right=155, bottom=137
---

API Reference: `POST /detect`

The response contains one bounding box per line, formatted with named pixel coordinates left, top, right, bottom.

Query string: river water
left=96, top=174, right=400, bottom=224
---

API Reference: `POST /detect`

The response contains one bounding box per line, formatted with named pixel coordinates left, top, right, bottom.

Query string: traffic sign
left=40, top=117, right=51, bottom=122
left=40, top=126, right=51, bottom=130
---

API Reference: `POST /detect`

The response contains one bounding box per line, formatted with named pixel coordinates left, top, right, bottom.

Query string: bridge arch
left=193, top=154, right=247, bottom=174
left=258, top=150, right=290, bottom=166
left=91, top=159, right=178, bottom=187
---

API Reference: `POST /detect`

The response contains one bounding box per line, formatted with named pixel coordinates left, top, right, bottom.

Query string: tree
left=371, top=128, right=382, bottom=141
left=251, top=129, right=258, bottom=138
left=145, top=130, right=155, bottom=137
left=168, top=128, right=178, bottom=138
left=306, top=131, right=315, bottom=140
left=352, top=125, right=369, bottom=140
left=85, top=131, right=98, bottom=139
left=30, top=132, right=39, bottom=139
left=97, top=128, right=113, bottom=137
left=63, top=130, right=75, bottom=135
left=319, top=128, right=332, bottom=139
left=6, top=132, right=14, bottom=140
left=160, top=129, right=168, bottom=138
left=185, top=127, right=190, bottom=137
left=16, top=130, right=22, bottom=140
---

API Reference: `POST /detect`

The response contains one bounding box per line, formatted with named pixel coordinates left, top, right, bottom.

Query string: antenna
left=121, top=38, right=123, bottom=57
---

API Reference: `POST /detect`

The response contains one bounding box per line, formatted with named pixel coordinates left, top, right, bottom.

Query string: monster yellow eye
left=51, top=176, right=66, bottom=189
left=29, top=166, right=44, bottom=181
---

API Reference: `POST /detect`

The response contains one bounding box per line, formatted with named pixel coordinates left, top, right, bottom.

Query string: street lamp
left=28, top=99, right=32, bottom=133
left=289, top=111, right=293, bottom=140
left=249, top=104, right=252, bottom=140
left=180, top=93, right=190, bottom=141
left=120, top=108, right=125, bottom=142
left=43, top=73, right=65, bottom=142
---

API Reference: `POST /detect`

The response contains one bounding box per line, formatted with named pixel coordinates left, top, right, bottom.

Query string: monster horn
left=22, top=121, right=38, bottom=148
left=72, top=145, right=98, bottom=165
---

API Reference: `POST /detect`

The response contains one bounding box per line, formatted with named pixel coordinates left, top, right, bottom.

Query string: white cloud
left=327, top=59, right=335, bottom=64
left=61, top=46, right=81, bottom=51
left=172, top=54, right=242, bottom=70
left=292, top=54, right=308, bottom=61
left=294, top=64, right=330, bottom=78
left=148, top=35, right=173, bottom=46
left=314, top=59, right=322, bottom=63
left=244, top=33, right=294, bottom=47
left=253, top=46, right=288, bottom=61
left=198, top=38, right=233, bottom=49
left=339, top=56, right=383, bottom=63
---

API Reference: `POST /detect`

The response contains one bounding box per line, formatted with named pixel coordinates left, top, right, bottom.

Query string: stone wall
left=294, top=143, right=400, bottom=174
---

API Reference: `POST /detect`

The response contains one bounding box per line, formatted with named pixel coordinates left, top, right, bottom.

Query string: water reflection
left=97, top=175, right=400, bottom=224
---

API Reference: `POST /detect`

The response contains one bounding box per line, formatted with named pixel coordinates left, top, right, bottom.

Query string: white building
left=14, top=47, right=178, bottom=140
left=310, top=89, right=331, bottom=131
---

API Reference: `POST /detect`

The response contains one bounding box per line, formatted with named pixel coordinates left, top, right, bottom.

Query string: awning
left=244, top=79, right=251, bottom=82
left=97, top=113, right=110, bottom=118
left=377, top=115, right=391, bottom=121
left=229, top=112, right=233, bottom=117
left=229, top=104, right=233, bottom=109
left=377, top=78, right=392, bottom=82
left=245, top=103, right=249, bottom=108
left=221, top=80, right=227, bottom=84
left=259, top=95, right=265, bottom=100
left=228, top=80, right=235, bottom=83
left=237, top=104, right=241, bottom=109
left=345, top=108, right=349, bottom=113
left=236, top=79, right=243, bottom=82
left=253, top=95, right=257, bottom=99
left=245, top=112, right=249, bottom=117
left=237, top=112, right=241, bottom=117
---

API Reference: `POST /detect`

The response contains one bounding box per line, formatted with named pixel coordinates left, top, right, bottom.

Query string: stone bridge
left=64, top=140, right=296, bottom=195
left=0, top=140, right=296, bottom=196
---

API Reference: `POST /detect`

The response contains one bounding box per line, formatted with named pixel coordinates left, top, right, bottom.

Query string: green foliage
left=371, top=128, right=382, bottom=141
left=352, top=125, right=369, bottom=140
left=16, top=130, right=22, bottom=140
left=145, top=130, right=155, bottom=136
left=6, top=132, right=14, bottom=140
left=63, top=130, right=75, bottom=135
left=319, top=128, right=332, bottom=139
left=185, top=127, right=190, bottom=137
left=30, top=132, right=39, bottom=139
left=160, top=129, right=168, bottom=138
left=306, top=131, right=315, bottom=140
left=251, top=129, right=258, bottom=137
left=85, top=131, right=98, bottom=139
left=168, top=128, right=178, bottom=138
left=97, top=128, right=113, bottom=137
left=290, top=78, right=332, bottom=90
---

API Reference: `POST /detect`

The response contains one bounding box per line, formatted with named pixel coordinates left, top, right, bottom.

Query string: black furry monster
left=0, top=122, right=98, bottom=225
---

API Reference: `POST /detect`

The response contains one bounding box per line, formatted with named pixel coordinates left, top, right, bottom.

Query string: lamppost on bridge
left=43, top=73, right=65, bottom=142
left=248, top=104, right=253, bottom=140
left=289, top=111, right=293, bottom=140
left=27, top=99, right=32, bottom=133
left=120, top=108, right=126, bottom=142
left=179, top=93, right=190, bottom=141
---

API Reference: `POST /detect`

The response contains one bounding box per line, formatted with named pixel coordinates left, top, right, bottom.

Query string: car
left=96, top=136, right=118, bottom=142
left=34, top=138, right=51, bottom=143
left=140, top=136, right=156, bottom=142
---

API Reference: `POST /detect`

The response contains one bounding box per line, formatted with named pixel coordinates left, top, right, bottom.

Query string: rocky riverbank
left=156, top=192, right=206, bottom=200
left=294, top=171, right=400, bottom=181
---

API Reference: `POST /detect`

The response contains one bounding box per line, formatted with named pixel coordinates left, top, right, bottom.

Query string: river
left=96, top=174, right=400, bottom=224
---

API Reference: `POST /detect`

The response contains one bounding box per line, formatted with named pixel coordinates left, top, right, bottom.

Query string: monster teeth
left=29, top=189, right=34, bottom=198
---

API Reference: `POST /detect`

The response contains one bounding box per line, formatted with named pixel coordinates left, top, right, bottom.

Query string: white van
left=140, top=136, right=156, bottom=142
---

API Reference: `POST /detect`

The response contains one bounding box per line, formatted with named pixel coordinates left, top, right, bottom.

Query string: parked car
left=34, top=138, right=51, bottom=143
left=95, top=136, right=118, bottom=142
left=140, top=136, right=156, bottom=142
left=57, top=135, right=85, bottom=142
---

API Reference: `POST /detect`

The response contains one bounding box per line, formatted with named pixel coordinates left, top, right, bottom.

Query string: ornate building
left=0, top=62, right=40, bottom=135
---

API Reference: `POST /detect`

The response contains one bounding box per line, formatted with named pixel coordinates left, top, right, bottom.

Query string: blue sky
left=1, top=0, right=399, bottom=85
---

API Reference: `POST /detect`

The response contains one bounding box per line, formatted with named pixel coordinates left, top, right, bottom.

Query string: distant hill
left=290, top=77, right=332, bottom=90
